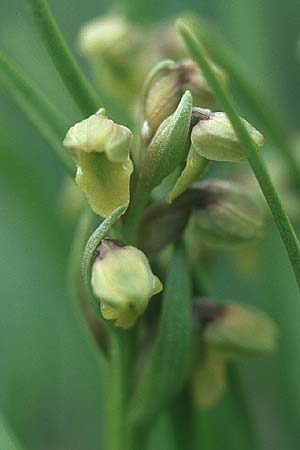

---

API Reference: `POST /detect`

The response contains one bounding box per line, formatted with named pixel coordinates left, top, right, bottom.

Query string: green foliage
left=0, top=416, right=26, bottom=450
left=129, top=245, right=192, bottom=429
left=1, top=0, right=300, bottom=450
left=81, top=204, right=127, bottom=323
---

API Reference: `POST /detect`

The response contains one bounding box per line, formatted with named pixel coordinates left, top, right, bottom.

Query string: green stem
left=106, top=329, right=134, bottom=450
left=170, top=389, right=197, bottom=450
left=186, top=15, right=300, bottom=186
left=22, top=0, right=101, bottom=116
left=178, top=20, right=300, bottom=292
left=227, top=364, right=256, bottom=449
left=123, top=181, right=150, bottom=245
left=68, top=206, right=109, bottom=358
left=0, top=49, right=75, bottom=176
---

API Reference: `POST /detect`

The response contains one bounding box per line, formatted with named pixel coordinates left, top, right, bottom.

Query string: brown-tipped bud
left=192, top=179, right=264, bottom=246
left=191, top=112, right=264, bottom=162
left=178, top=59, right=227, bottom=109
left=142, top=60, right=183, bottom=141
left=202, top=301, right=278, bottom=357
left=142, top=59, right=227, bottom=141
left=139, top=196, right=192, bottom=253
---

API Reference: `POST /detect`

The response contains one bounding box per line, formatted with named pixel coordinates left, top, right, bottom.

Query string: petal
left=76, top=152, right=133, bottom=217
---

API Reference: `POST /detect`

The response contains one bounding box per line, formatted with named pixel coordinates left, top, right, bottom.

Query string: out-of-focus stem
left=0, top=49, right=75, bottom=176
left=22, top=0, right=101, bottom=116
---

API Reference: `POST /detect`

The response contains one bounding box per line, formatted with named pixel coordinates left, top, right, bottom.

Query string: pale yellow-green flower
left=91, top=239, right=163, bottom=328
left=63, top=109, right=133, bottom=217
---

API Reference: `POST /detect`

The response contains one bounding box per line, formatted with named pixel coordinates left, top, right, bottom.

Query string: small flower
left=63, top=109, right=133, bottom=217
left=191, top=111, right=264, bottom=162
left=78, top=15, right=140, bottom=60
left=177, top=58, right=227, bottom=109
left=168, top=109, right=264, bottom=202
left=203, top=301, right=278, bottom=356
left=142, top=59, right=226, bottom=141
left=142, top=60, right=183, bottom=141
left=191, top=298, right=278, bottom=409
left=91, top=239, right=163, bottom=328
left=78, top=14, right=153, bottom=103
left=192, top=179, right=264, bottom=246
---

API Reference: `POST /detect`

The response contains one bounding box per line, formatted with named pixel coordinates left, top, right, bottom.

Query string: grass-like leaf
left=22, top=0, right=101, bottom=116
left=177, top=19, right=300, bottom=292
left=0, top=49, right=75, bottom=175
left=183, top=13, right=300, bottom=186
left=0, top=414, right=26, bottom=450
left=129, top=244, right=192, bottom=431
left=81, top=204, right=128, bottom=323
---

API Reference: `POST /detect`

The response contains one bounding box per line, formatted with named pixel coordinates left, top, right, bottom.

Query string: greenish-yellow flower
left=91, top=239, right=163, bottom=328
left=63, top=109, right=133, bottom=218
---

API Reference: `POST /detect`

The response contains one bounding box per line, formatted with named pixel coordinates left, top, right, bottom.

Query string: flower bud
left=91, top=239, right=163, bottom=328
left=142, top=60, right=183, bottom=141
left=142, top=59, right=226, bottom=141
left=78, top=15, right=139, bottom=60
left=139, top=196, right=192, bottom=253
left=193, top=179, right=264, bottom=246
left=63, top=109, right=133, bottom=217
left=78, top=15, right=152, bottom=103
left=191, top=111, right=264, bottom=162
left=178, top=59, right=227, bottom=109
left=203, top=302, right=278, bottom=357
left=139, top=90, right=193, bottom=193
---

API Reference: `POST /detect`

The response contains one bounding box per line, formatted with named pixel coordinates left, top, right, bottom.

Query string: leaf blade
left=129, top=244, right=192, bottom=429
left=81, top=204, right=127, bottom=324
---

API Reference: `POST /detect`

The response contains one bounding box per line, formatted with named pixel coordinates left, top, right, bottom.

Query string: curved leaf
left=81, top=204, right=127, bottom=324
left=128, top=244, right=192, bottom=429
left=0, top=415, right=26, bottom=450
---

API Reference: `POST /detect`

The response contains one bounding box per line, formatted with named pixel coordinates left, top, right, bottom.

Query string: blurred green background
left=1, top=0, right=300, bottom=449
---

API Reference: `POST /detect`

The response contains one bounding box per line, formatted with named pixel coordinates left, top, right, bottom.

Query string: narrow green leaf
left=129, top=244, right=192, bottom=429
left=177, top=19, right=300, bottom=293
left=22, top=0, right=101, bottom=116
left=81, top=204, right=127, bottom=323
left=0, top=49, right=75, bottom=176
left=0, top=414, right=26, bottom=450
left=183, top=13, right=300, bottom=186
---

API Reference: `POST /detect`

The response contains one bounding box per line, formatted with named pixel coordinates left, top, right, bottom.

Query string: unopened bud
left=142, top=60, right=183, bottom=140
left=139, top=196, right=192, bottom=253
left=78, top=15, right=138, bottom=60
left=178, top=59, right=227, bottom=109
left=139, top=90, right=192, bottom=193
left=203, top=302, right=278, bottom=357
left=142, top=59, right=226, bottom=141
left=193, top=179, right=264, bottom=246
left=191, top=112, right=264, bottom=162
left=91, top=239, right=163, bottom=328
left=63, top=109, right=133, bottom=217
